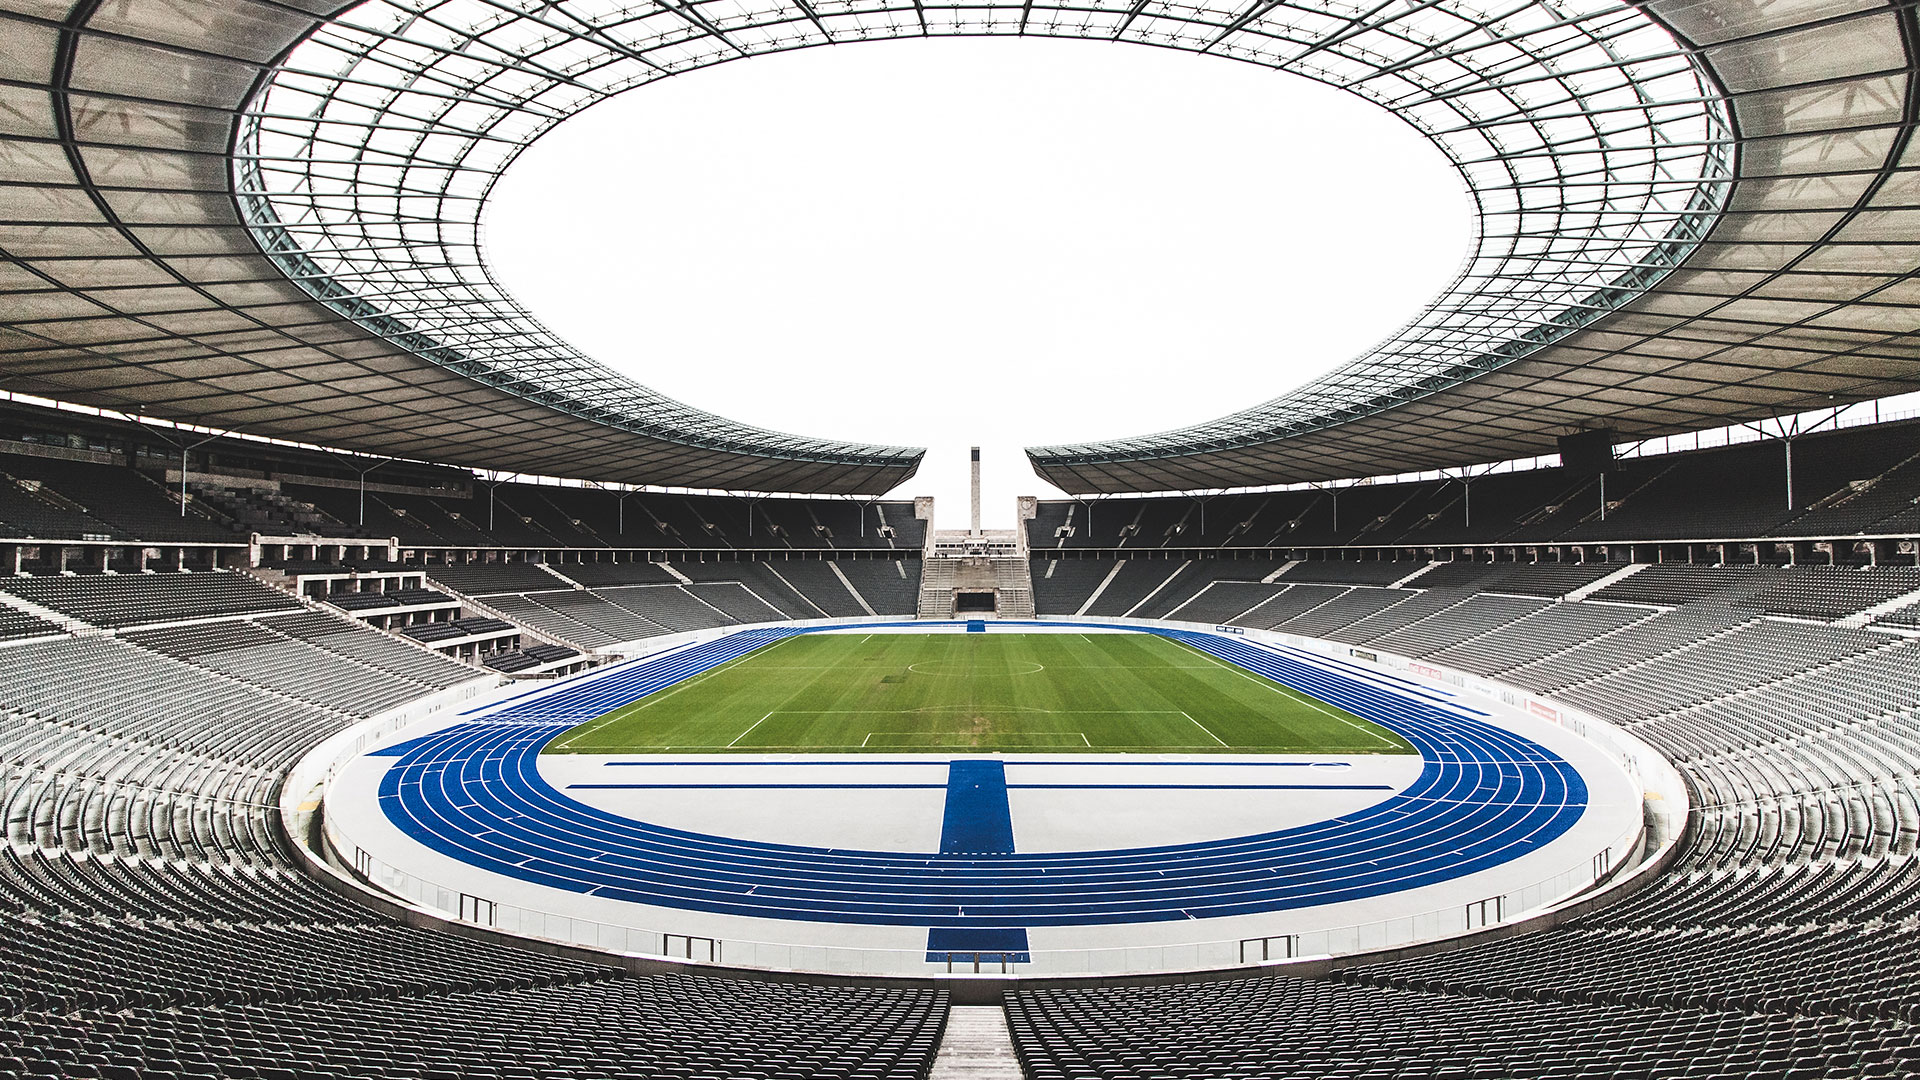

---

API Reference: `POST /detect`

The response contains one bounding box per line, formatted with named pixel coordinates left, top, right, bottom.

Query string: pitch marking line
left=1171, top=639, right=1398, bottom=747
left=727, top=712, right=775, bottom=748
left=906, top=660, right=1046, bottom=675
left=1180, top=710, right=1229, bottom=747
left=761, top=708, right=1191, bottom=715
left=861, top=731, right=1093, bottom=747
left=548, top=636, right=799, bottom=750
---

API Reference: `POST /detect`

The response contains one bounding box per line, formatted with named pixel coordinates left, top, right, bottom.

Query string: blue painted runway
left=367, top=623, right=1588, bottom=929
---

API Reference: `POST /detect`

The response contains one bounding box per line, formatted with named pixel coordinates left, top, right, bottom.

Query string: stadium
left=1, top=0, right=1919, bottom=1075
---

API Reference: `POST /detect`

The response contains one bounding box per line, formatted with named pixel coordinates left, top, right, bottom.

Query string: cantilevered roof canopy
left=1028, top=0, right=1920, bottom=492
left=0, top=0, right=1914, bottom=496
left=0, top=0, right=921, bottom=495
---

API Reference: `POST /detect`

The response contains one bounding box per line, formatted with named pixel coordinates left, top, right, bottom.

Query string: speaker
left=1558, top=429, right=1617, bottom=474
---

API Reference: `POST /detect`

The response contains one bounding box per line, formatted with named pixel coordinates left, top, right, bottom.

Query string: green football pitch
left=545, top=633, right=1414, bottom=755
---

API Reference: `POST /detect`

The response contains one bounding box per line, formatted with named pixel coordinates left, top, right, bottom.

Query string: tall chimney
left=970, top=446, right=982, bottom=535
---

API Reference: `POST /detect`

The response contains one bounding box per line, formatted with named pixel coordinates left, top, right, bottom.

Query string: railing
left=330, top=814, right=1642, bottom=979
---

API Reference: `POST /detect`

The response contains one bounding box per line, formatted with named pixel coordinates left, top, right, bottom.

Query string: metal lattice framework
left=1, top=0, right=1916, bottom=494
left=235, top=1, right=934, bottom=480
left=238, top=0, right=1731, bottom=492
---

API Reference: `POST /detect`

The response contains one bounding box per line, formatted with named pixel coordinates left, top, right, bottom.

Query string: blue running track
left=368, top=623, right=1587, bottom=928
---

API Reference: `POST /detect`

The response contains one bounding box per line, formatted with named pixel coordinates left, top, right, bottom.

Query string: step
left=929, top=1006, right=1022, bottom=1080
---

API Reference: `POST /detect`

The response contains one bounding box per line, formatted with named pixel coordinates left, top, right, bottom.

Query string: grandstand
left=2, top=0, right=1920, bottom=1075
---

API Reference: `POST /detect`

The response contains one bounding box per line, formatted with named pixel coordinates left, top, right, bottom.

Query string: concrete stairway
left=918, top=558, right=958, bottom=619
left=929, top=1006, right=1022, bottom=1080
left=989, top=558, right=1034, bottom=619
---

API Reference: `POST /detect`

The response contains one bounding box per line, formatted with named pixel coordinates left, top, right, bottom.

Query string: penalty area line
left=862, top=732, right=1093, bottom=747
left=1180, top=710, right=1229, bottom=747
left=727, top=712, right=775, bottom=748
left=559, top=635, right=800, bottom=747
left=1171, top=639, right=1397, bottom=747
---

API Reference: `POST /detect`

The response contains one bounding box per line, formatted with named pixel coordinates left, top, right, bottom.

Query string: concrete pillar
left=970, top=446, right=982, bottom=536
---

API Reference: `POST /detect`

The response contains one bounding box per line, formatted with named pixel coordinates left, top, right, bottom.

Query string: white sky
left=486, top=37, right=1472, bottom=529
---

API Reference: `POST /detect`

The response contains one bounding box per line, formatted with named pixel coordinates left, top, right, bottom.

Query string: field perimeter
left=545, top=633, right=1414, bottom=755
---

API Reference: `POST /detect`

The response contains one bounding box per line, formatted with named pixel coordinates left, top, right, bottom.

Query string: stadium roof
left=1028, top=0, right=1920, bottom=491
left=0, top=0, right=1915, bottom=496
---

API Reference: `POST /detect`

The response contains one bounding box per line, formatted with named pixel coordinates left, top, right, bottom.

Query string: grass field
left=546, top=633, right=1414, bottom=755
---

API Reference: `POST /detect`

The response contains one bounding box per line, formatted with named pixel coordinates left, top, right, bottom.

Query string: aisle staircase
left=918, top=558, right=958, bottom=619
left=989, top=559, right=1034, bottom=619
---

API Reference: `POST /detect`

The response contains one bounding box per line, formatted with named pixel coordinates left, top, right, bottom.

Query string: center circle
left=906, top=659, right=1045, bottom=676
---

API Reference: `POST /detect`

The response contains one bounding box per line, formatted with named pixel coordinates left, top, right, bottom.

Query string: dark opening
left=954, top=591, right=995, bottom=613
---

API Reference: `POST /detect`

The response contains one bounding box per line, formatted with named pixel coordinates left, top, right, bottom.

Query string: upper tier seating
left=425, top=563, right=567, bottom=597
left=1408, top=559, right=1620, bottom=597
left=187, top=481, right=373, bottom=539
left=1026, top=419, right=1920, bottom=551
left=0, top=473, right=128, bottom=541
left=1278, top=560, right=1417, bottom=586
left=283, top=484, right=449, bottom=545
left=0, top=457, right=231, bottom=544
left=0, top=573, right=300, bottom=628
left=555, top=561, right=680, bottom=587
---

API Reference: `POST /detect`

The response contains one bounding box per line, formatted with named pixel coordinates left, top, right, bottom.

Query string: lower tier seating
left=1, top=975, right=944, bottom=1080
left=1006, top=556, right=1920, bottom=1076
left=0, top=571, right=943, bottom=1080
left=1007, top=972, right=1915, bottom=1080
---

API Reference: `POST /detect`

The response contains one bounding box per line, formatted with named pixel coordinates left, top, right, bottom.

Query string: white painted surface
left=321, top=619, right=1658, bottom=977
left=545, top=754, right=1420, bottom=853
